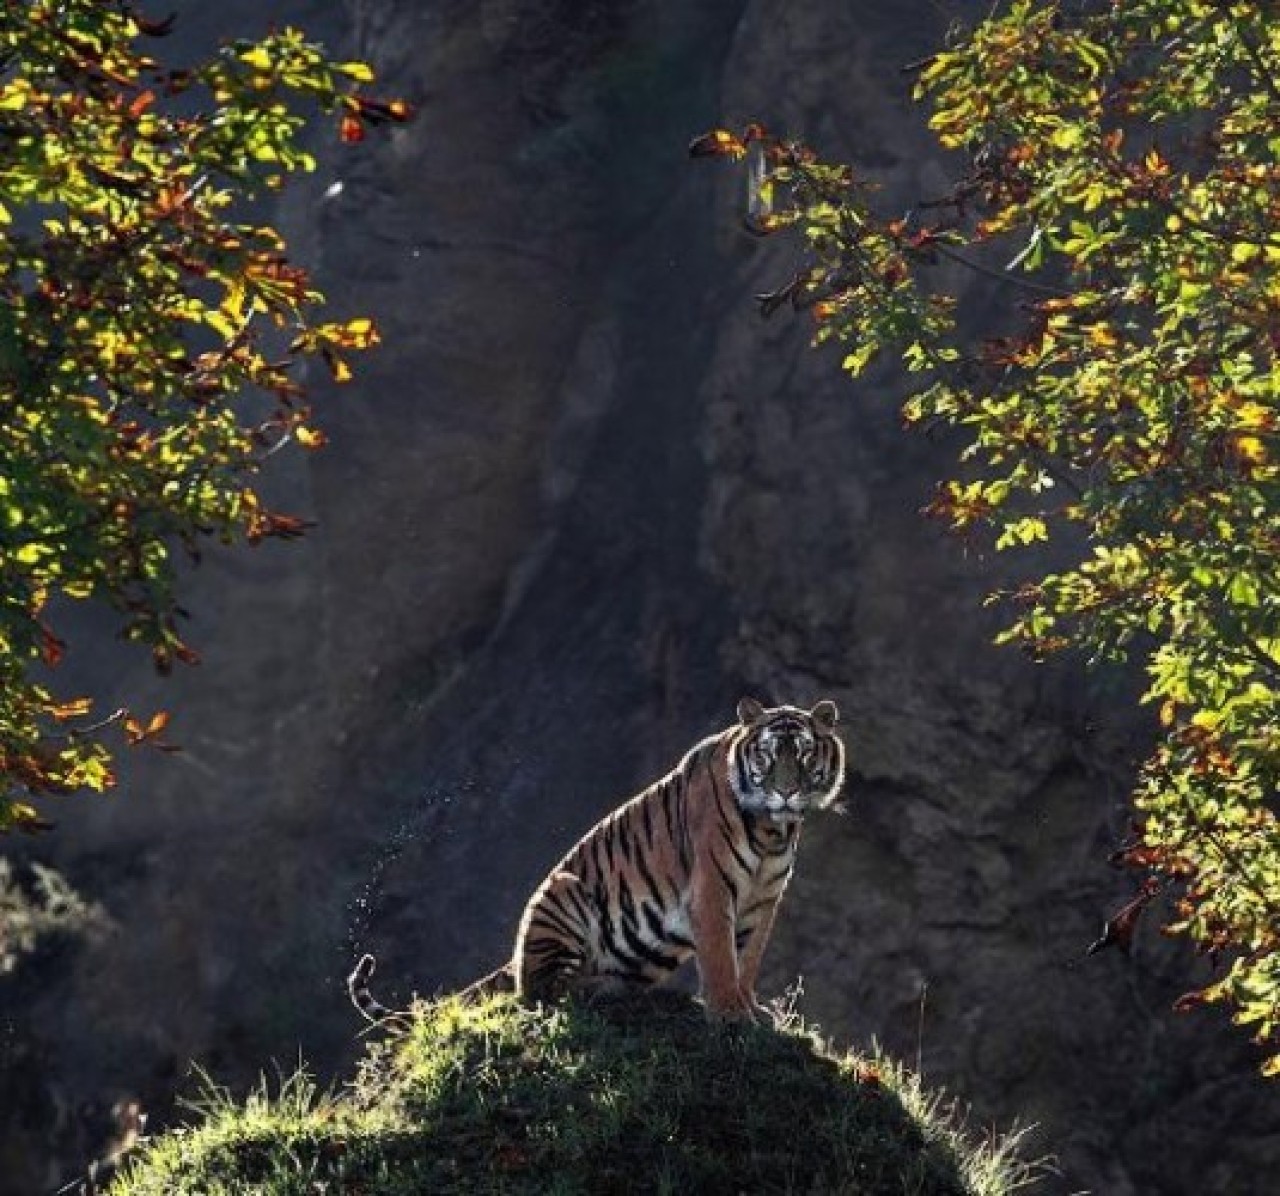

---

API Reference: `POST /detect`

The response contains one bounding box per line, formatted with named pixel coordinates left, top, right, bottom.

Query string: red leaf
left=125, top=709, right=178, bottom=749
left=247, top=510, right=312, bottom=543
left=128, top=89, right=156, bottom=119
left=131, top=9, right=177, bottom=36
left=1173, top=988, right=1213, bottom=1013
left=741, top=212, right=790, bottom=236
left=340, top=114, right=365, bottom=144
left=48, top=698, right=93, bottom=721
left=38, top=625, right=66, bottom=667
left=1086, top=879, right=1162, bottom=957
left=172, top=642, right=201, bottom=667
left=352, top=96, right=414, bottom=124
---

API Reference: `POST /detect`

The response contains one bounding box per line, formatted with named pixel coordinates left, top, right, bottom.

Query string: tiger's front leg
left=735, top=892, right=783, bottom=1016
left=689, top=870, right=756, bottom=1022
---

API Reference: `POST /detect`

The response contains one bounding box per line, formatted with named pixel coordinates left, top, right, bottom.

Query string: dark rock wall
left=3, top=1, right=1278, bottom=1193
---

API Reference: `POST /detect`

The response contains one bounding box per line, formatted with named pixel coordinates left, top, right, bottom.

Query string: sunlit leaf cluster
left=0, top=2, right=407, bottom=830
left=697, top=0, right=1280, bottom=1074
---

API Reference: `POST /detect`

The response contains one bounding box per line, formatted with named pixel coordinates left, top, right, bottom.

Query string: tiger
left=349, top=696, right=845, bottom=1025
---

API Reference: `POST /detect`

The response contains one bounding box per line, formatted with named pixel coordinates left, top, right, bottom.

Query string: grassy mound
left=110, top=991, right=1040, bottom=1195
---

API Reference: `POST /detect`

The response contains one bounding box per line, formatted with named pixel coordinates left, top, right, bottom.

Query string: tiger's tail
left=347, top=954, right=414, bottom=1032
left=348, top=954, right=518, bottom=1032
left=458, top=961, right=518, bottom=1001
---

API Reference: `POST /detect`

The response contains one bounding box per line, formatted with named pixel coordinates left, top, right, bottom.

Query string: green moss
left=111, top=992, right=1041, bottom=1195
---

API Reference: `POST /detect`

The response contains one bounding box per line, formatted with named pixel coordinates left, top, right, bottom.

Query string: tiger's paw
left=702, top=989, right=760, bottom=1025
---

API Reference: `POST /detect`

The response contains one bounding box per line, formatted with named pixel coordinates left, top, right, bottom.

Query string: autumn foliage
left=697, top=0, right=1280, bottom=1074
left=0, top=3, right=407, bottom=829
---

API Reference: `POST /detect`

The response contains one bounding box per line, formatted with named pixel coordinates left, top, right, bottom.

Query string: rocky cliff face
left=3, top=1, right=1278, bottom=1193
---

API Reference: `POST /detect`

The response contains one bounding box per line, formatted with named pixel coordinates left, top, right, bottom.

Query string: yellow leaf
left=239, top=45, right=273, bottom=72
left=687, top=129, right=747, bottom=161
left=9, top=801, right=48, bottom=829
left=322, top=346, right=353, bottom=383
left=338, top=61, right=375, bottom=83
left=1234, top=401, right=1274, bottom=432
left=1049, top=124, right=1084, bottom=151
left=0, top=81, right=30, bottom=112
left=918, top=52, right=953, bottom=86
left=1233, top=434, right=1267, bottom=466
left=345, top=317, right=378, bottom=345
left=322, top=317, right=381, bottom=350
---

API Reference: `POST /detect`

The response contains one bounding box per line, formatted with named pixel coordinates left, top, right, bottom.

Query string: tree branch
left=931, top=242, right=1072, bottom=297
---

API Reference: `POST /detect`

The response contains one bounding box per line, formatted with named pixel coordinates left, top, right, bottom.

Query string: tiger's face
left=730, top=697, right=846, bottom=823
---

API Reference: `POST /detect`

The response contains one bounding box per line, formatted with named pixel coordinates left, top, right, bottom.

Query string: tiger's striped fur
left=349, top=697, right=845, bottom=1024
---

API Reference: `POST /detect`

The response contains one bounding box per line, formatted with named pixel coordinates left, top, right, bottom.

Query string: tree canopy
left=696, top=0, right=1280, bottom=1074
left=0, top=3, right=407, bottom=831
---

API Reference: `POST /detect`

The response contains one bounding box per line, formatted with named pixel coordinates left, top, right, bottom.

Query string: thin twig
left=932, top=243, right=1071, bottom=297
left=900, top=55, right=939, bottom=76
left=63, top=707, right=127, bottom=740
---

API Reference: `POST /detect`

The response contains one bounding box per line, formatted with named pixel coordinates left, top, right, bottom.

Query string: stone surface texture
left=3, top=2, right=1278, bottom=1193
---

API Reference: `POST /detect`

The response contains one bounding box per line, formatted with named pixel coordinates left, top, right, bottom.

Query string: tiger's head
left=728, top=697, right=846, bottom=823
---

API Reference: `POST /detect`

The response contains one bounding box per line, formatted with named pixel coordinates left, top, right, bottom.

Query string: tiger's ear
left=810, top=699, right=839, bottom=730
left=737, top=696, right=766, bottom=725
